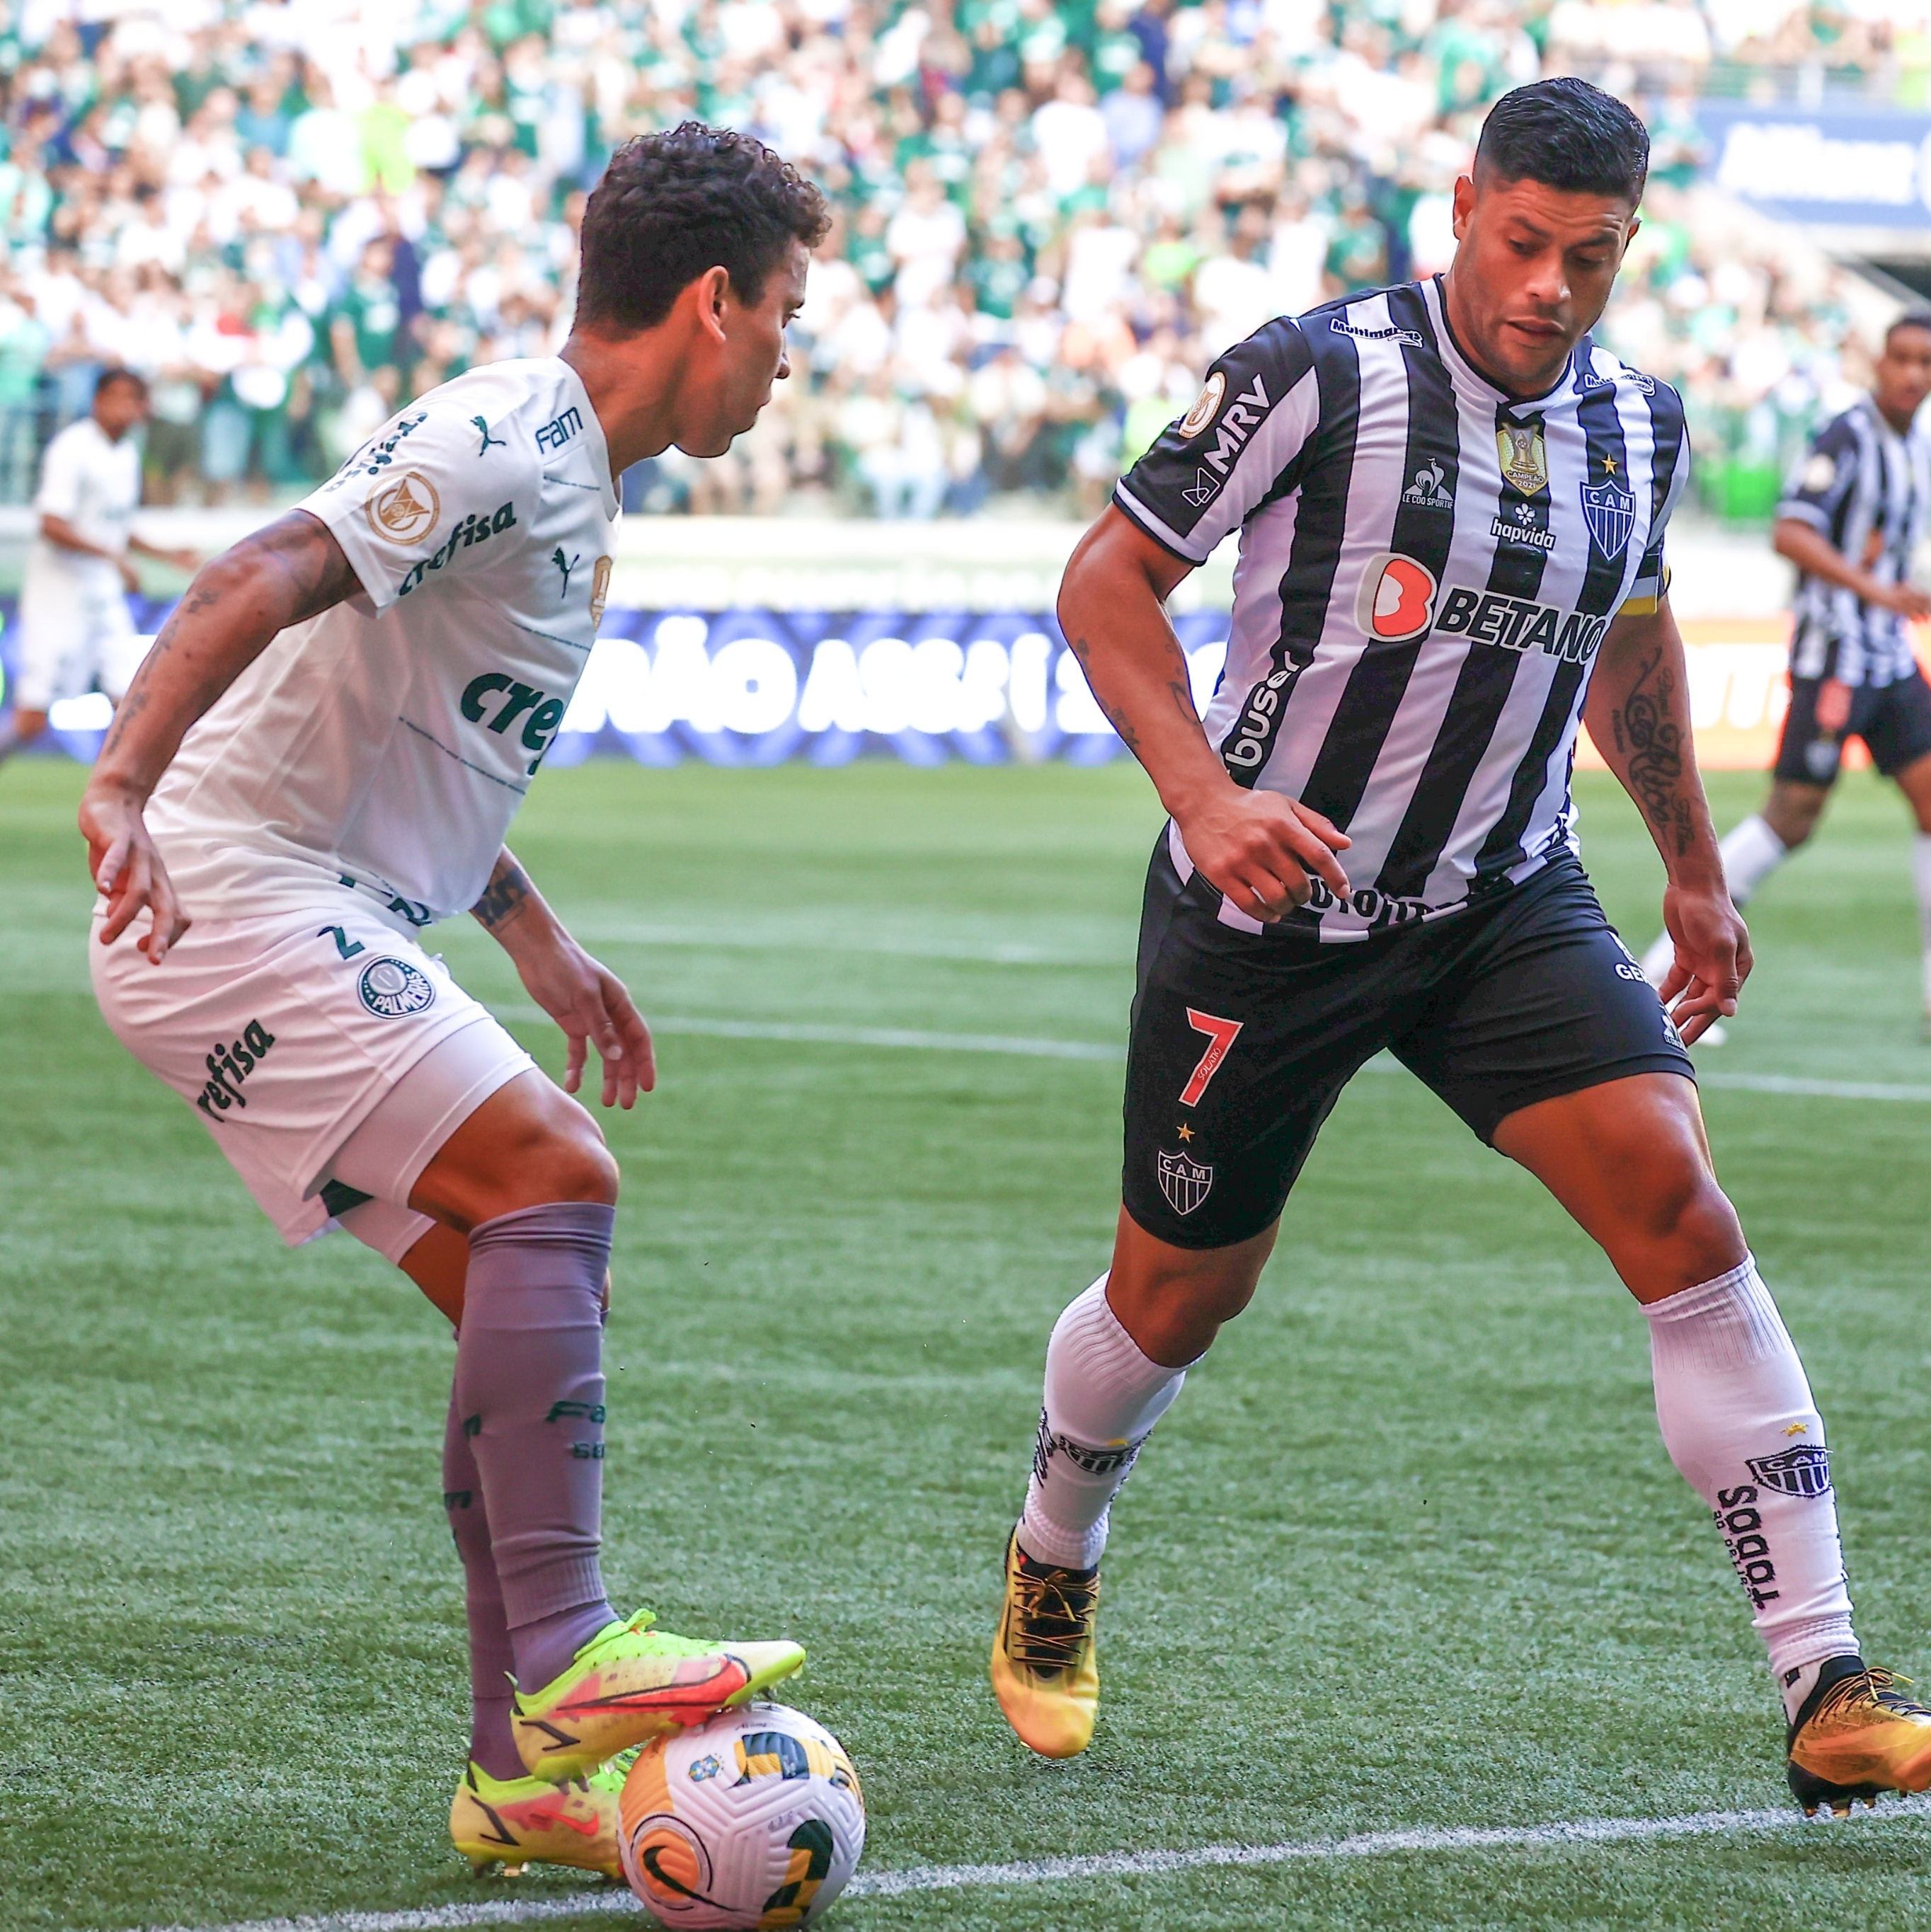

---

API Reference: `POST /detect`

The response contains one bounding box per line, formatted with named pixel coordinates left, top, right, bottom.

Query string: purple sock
left=442, top=1388, right=522, bottom=1781
left=455, top=1202, right=619, bottom=1695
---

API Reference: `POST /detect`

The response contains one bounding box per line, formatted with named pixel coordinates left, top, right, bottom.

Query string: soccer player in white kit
left=0, top=368, right=197, bottom=761
left=80, top=127, right=829, bottom=1880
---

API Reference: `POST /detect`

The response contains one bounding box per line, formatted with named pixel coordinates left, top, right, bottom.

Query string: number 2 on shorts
left=1179, top=1008, right=1242, bottom=1107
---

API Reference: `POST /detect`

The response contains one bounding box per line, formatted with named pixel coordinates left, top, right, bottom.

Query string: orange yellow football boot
left=1787, top=1657, right=1931, bottom=1816
left=450, top=1752, right=633, bottom=1878
left=990, top=1530, right=1101, bottom=1759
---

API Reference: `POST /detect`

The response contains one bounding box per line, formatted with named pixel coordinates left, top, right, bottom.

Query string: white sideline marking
left=488, top=1009, right=1931, bottom=1103
left=149, top=1794, right=1931, bottom=1932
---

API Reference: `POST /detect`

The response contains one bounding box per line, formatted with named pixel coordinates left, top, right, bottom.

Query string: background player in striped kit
left=992, top=79, right=1931, bottom=1816
left=1638, top=315, right=1931, bottom=1038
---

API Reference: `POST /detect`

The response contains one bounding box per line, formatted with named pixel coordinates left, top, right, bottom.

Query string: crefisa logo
left=357, top=955, right=438, bottom=1018
left=1355, top=551, right=1438, bottom=642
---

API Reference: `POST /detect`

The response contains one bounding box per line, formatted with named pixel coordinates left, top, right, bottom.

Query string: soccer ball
left=617, top=1702, right=865, bottom=1928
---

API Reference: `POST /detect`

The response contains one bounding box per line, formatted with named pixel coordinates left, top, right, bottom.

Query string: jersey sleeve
left=33, top=430, right=82, bottom=519
left=1620, top=380, right=1690, bottom=616
left=1113, top=317, right=1320, bottom=564
left=297, top=403, right=522, bottom=614
left=1776, top=413, right=1860, bottom=535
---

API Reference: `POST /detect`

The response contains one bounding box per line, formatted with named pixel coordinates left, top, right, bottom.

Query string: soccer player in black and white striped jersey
left=1638, top=315, right=1931, bottom=1036
left=990, top=79, right=1931, bottom=1813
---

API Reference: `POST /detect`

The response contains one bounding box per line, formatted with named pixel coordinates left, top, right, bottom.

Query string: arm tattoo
left=471, top=854, right=534, bottom=931
left=1067, top=632, right=1200, bottom=758
left=1610, top=643, right=1695, bottom=858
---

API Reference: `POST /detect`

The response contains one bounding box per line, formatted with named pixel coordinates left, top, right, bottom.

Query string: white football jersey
left=28, top=415, right=142, bottom=582
left=147, top=358, right=619, bottom=929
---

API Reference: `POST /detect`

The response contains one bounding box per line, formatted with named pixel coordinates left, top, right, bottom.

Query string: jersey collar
left=554, top=356, right=621, bottom=520
left=1424, top=275, right=1581, bottom=410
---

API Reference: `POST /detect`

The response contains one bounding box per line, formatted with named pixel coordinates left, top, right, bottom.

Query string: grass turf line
left=4, top=757, right=1931, bottom=1931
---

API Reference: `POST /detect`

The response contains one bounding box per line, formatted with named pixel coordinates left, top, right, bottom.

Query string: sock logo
left=1747, top=1445, right=1832, bottom=1497
left=569, top=1441, right=604, bottom=1460
left=546, top=1401, right=606, bottom=1424
left=443, top=1490, right=472, bottom=1510
left=1715, top=1483, right=1780, bottom=1608
left=1033, top=1408, right=1149, bottom=1485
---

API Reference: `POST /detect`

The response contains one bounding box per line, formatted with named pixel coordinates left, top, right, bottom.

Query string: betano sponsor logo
left=1355, top=551, right=1438, bottom=642
left=1436, top=585, right=1610, bottom=663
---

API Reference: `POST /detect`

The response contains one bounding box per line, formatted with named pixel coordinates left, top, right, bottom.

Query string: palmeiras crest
left=1746, top=1444, right=1833, bottom=1499
left=1579, top=479, right=1637, bottom=559
left=1157, top=1148, right=1213, bottom=1216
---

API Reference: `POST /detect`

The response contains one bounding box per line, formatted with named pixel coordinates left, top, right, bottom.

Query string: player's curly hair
left=575, top=122, right=830, bottom=335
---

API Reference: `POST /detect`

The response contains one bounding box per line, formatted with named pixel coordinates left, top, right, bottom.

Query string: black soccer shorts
left=1121, top=839, right=1695, bottom=1250
left=1773, top=664, right=1931, bottom=787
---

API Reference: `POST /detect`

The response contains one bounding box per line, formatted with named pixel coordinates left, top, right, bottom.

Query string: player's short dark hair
left=1885, top=308, right=1931, bottom=347
left=575, top=122, right=830, bottom=335
left=94, top=366, right=147, bottom=399
left=1475, top=78, right=1649, bottom=205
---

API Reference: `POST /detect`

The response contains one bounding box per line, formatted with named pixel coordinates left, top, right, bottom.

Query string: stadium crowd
left=0, top=0, right=1915, bottom=516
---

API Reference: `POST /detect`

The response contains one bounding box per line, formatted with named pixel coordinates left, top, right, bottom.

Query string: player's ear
left=694, top=265, right=731, bottom=343
left=1450, top=173, right=1476, bottom=243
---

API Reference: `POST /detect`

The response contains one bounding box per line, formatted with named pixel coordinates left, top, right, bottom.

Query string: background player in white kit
left=79, top=125, right=830, bottom=1880
left=0, top=367, right=197, bottom=762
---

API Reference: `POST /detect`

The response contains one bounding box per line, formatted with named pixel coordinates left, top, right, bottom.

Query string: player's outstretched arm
left=1058, top=505, right=1350, bottom=921
left=79, top=508, right=360, bottom=962
left=1584, top=596, right=1750, bottom=1043
left=471, top=847, right=656, bottom=1109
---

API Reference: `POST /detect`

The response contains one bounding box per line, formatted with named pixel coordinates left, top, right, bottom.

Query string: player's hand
left=511, top=930, right=656, bottom=1108
left=1872, top=580, right=1931, bottom=620
left=1654, top=880, right=1752, bottom=1047
left=1816, top=676, right=1853, bottom=735
left=1174, top=782, right=1351, bottom=922
left=118, top=558, right=142, bottom=596
left=79, top=780, right=190, bottom=962
left=166, top=548, right=202, bottom=575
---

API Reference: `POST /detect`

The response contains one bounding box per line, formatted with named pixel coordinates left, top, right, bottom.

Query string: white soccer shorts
left=91, top=897, right=535, bottom=1262
left=12, top=564, right=143, bottom=712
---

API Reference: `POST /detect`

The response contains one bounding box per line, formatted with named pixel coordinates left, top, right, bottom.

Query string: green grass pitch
left=4, top=753, right=1931, bottom=1931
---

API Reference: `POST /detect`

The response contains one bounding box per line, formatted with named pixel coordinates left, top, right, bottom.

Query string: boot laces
left=1008, top=1558, right=1098, bottom=1674
left=1815, top=1666, right=1931, bottom=1726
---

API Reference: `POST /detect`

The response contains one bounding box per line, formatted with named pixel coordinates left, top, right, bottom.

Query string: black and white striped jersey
left=1778, top=395, right=1931, bottom=689
left=1113, top=276, right=1688, bottom=943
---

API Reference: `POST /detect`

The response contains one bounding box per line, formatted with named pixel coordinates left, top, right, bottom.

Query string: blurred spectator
left=0, top=0, right=1912, bottom=520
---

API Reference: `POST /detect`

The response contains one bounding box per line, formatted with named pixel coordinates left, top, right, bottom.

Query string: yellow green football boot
left=451, top=1751, right=636, bottom=1878
left=512, top=1606, right=806, bottom=1782
left=991, top=1529, right=1101, bottom=1759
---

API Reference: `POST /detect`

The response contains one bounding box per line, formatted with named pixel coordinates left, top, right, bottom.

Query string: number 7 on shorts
left=1179, top=1008, right=1242, bottom=1107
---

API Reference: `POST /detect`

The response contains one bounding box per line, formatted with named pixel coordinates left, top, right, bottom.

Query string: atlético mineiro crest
left=1157, top=1149, right=1213, bottom=1216
left=358, top=955, right=437, bottom=1018
left=1579, top=479, right=1637, bottom=559
left=1746, top=1444, right=1832, bottom=1498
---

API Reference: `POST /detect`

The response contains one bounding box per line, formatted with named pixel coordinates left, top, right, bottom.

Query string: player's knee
left=539, top=1119, right=620, bottom=1205
left=1641, top=1167, right=1744, bottom=1282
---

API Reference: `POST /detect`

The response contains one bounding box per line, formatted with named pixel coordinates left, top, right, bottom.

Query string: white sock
left=1644, top=1256, right=1857, bottom=1719
left=1018, top=1275, right=1191, bottom=1570
left=1719, top=813, right=1788, bottom=908
left=1641, top=815, right=1789, bottom=987
left=1913, top=834, right=1931, bottom=1013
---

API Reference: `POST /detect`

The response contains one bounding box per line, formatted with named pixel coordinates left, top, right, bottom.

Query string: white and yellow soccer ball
left=617, top=1702, right=865, bottom=1928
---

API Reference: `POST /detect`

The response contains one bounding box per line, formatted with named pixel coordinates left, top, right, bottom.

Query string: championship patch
left=1801, top=452, right=1838, bottom=493
left=1496, top=421, right=1547, bottom=494
left=366, top=469, right=440, bottom=544
left=1747, top=1444, right=1833, bottom=1498
left=1178, top=372, right=1225, bottom=438
left=357, top=955, right=437, bottom=1018
left=1157, top=1147, right=1213, bottom=1216
left=590, top=555, right=613, bottom=628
